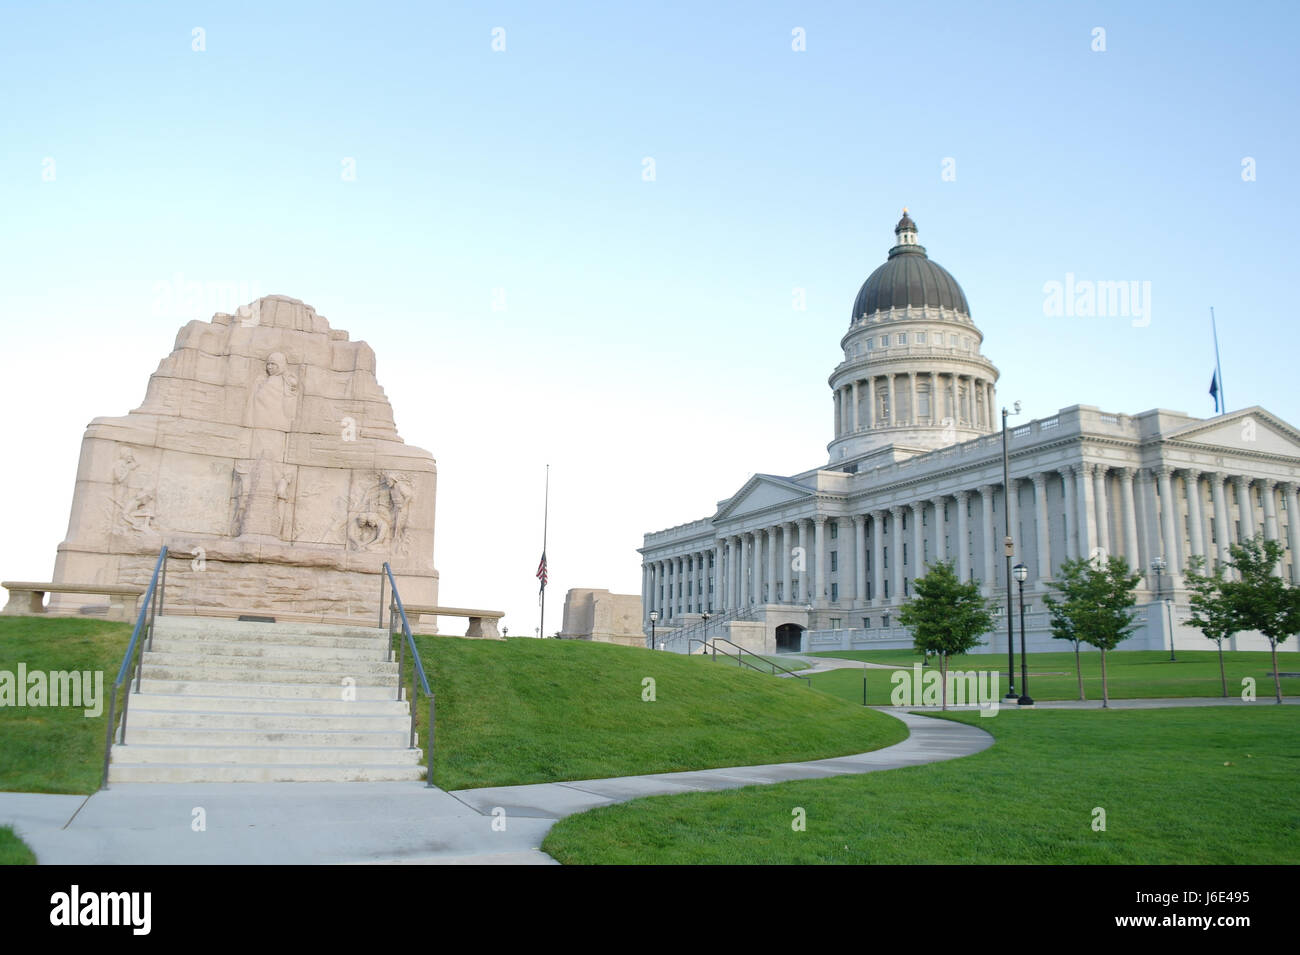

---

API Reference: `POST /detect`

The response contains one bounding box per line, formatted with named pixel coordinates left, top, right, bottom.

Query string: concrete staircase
left=107, top=616, right=425, bottom=783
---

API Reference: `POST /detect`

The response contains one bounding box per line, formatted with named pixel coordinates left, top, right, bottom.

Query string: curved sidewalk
left=0, top=710, right=991, bottom=866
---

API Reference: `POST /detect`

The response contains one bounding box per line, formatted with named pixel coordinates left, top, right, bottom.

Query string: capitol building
left=639, top=212, right=1300, bottom=655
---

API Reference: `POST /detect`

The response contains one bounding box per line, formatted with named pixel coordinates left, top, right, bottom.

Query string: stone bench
left=2, top=581, right=147, bottom=623
left=402, top=604, right=505, bottom=640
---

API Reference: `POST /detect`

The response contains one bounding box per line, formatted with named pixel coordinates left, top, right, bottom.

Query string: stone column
left=739, top=534, right=751, bottom=607
left=1262, top=479, right=1279, bottom=541
left=909, top=373, right=918, bottom=427
left=813, top=516, right=827, bottom=605
left=1076, top=463, right=1096, bottom=561
left=1060, top=467, right=1077, bottom=561
left=722, top=538, right=733, bottom=610
left=1119, top=468, right=1141, bottom=570
left=1184, top=470, right=1205, bottom=562
left=889, top=506, right=904, bottom=600
left=1006, top=477, right=1020, bottom=561
left=1284, top=483, right=1300, bottom=584
left=1235, top=476, right=1253, bottom=542
left=1156, top=467, right=1181, bottom=575
left=871, top=510, right=885, bottom=604
left=865, top=378, right=875, bottom=430
left=1033, top=472, right=1051, bottom=581
left=954, top=492, right=970, bottom=583
left=782, top=523, right=793, bottom=602
left=790, top=519, right=800, bottom=600
left=649, top=562, right=658, bottom=621
left=759, top=530, right=769, bottom=605
left=911, top=501, right=926, bottom=582
left=931, top=496, right=947, bottom=563
left=851, top=381, right=860, bottom=433
left=979, top=485, right=996, bottom=593
left=1092, top=466, right=1109, bottom=556
left=886, top=375, right=896, bottom=426
left=1209, top=474, right=1230, bottom=573
left=853, top=514, right=867, bottom=604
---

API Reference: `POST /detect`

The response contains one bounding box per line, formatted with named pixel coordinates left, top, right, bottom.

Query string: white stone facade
left=639, top=218, right=1300, bottom=656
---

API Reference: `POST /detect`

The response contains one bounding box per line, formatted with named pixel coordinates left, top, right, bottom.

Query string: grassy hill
left=0, top=617, right=906, bottom=794
left=416, top=635, right=905, bottom=790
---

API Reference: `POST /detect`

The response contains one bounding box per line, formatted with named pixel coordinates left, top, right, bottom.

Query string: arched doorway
left=775, top=623, right=805, bottom=653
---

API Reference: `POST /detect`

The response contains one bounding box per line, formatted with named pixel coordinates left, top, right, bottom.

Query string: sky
left=1, top=1, right=1297, bottom=637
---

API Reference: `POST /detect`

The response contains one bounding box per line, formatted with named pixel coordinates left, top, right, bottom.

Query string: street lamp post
left=649, top=610, right=659, bottom=651
left=1150, top=557, right=1174, bottom=661
left=1013, top=562, right=1032, bottom=705
left=1001, top=403, right=1021, bottom=700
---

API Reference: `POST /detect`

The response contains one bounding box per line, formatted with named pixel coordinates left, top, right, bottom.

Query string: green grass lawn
left=542, top=705, right=1300, bottom=864
left=807, top=649, right=1300, bottom=705
left=0, top=617, right=132, bottom=794
left=0, top=827, right=36, bottom=865
left=412, top=635, right=904, bottom=790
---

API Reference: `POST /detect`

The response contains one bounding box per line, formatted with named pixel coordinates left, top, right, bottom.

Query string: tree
left=1221, top=536, right=1300, bottom=704
left=1043, top=556, right=1142, bottom=708
left=897, top=560, right=996, bottom=709
left=1044, top=585, right=1087, bottom=701
left=1183, top=554, right=1236, bottom=697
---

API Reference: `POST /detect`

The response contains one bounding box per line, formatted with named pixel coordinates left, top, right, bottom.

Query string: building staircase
left=106, top=615, right=425, bottom=783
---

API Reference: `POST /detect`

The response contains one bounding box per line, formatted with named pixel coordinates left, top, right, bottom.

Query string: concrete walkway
left=1, top=710, right=990, bottom=865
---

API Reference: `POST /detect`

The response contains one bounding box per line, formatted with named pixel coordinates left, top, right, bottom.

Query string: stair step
left=127, top=691, right=408, bottom=714
left=154, top=617, right=386, bottom=640
left=138, top=679, right=402, bottom=701
left=140, top=662, right=398, bottom=684
left=146, top=637, right=391, bottom=661
left=125, top=726, right=414, bottom=747
left=107, top=763, right=427, bottom=783
left=129, top=708, right=411, bottom=730
left=111, top=743, right=424, bottom=766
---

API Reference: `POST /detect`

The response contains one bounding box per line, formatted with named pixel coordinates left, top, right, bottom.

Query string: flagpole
left=1210, top=306, right=1225, bottom=415
left=539, top=464, right=549, bottom=639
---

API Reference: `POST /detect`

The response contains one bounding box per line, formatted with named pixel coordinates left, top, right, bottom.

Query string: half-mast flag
left=536, top=552, right=548, bottom=592
left=1209, top=370, right=1220, bottom=413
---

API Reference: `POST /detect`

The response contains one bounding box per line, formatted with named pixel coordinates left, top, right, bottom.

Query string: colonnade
left=833, top=372, right=995, bottom=436
left=642, top=466, right=1298, bottom=628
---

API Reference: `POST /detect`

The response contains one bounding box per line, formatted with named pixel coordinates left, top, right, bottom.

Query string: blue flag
left=1209, top=371, right=1220, bottom=413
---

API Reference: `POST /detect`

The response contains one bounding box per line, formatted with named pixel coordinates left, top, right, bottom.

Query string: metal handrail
left=100, top=545, right=168, bottom=790
left=708, top=637, right=812, bottom=686
left=382, top=563, right=434, bottom=788
left=655, top=604, right=757, bottom=650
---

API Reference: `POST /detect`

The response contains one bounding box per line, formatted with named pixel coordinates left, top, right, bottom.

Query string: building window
left=883, top=546, right=889, bottom=568
left=866, top=338, right=874, bottom=351
left=830, top=617, right=842, bottom=630
left=903, top=542, right=908, bottom=565
left=902, top=511, right=908, bottom=531
left=897, top=333, right=907, bottom=345
left=916, top=332, right=927, bottom=344
left=831, top=584, right=839, bottom=602
left=884, top=580, right=890, bottom=599
left=830, top=551, right=839, bottom=572
left=862, top=617, right=870, bottom=628
left=830, top=521, right=839, bottom=539
left=904, top=578, right=910, bottom=596
left=948, top=334, right=957, bottom=346
left=880, top=336, right=890, bottom=348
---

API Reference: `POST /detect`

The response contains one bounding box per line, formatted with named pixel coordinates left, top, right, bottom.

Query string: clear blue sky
left=2, top=1, right=1296, bottom=634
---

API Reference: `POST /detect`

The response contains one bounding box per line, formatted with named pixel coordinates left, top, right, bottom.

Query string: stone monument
left=51, top=295, right=438, bottom=623
left=558, top=588, right=644, bottom=647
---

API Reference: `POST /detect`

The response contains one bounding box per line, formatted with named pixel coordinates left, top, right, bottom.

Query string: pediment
left=715, top=474, right=812, bottom=521
left=1165, top=408, right=1300, bottom=459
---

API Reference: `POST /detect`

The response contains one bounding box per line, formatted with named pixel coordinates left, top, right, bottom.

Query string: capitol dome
left=850, top=212, right=970, bottom=320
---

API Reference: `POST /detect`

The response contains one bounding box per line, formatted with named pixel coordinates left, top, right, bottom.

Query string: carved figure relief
left=244, top=352, right=300, bottom=432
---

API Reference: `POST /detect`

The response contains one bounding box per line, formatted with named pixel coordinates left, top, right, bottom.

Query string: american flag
left=536, top=552, right=548, bottom=591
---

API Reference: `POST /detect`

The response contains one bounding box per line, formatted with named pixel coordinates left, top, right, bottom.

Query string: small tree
left=897, top=560, right=996, bottom=709
left=1184, top=554, right=1236, bottom=697
left=1043, top=556, right=1142, bottom=708
left=1043, top=582, right=1087, bottom=701
left=1221, top=536, right=1300, bottom=704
